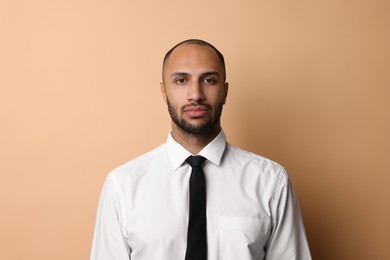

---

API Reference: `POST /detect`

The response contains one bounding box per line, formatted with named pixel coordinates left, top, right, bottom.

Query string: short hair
left=162, top=39, right=226, bottom=82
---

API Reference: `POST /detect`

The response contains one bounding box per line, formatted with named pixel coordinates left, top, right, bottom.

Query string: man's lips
left=183, top=105, right=209, bottom=117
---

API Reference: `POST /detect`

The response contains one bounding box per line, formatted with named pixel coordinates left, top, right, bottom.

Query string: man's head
left=160, top=39, right=228, bottom=136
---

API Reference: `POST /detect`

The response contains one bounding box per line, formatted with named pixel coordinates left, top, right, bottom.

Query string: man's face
left=161, top=44, right=228, bottom=135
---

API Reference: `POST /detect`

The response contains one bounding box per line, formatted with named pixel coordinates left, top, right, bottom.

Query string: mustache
left=181, top=102, right=212, bottom=111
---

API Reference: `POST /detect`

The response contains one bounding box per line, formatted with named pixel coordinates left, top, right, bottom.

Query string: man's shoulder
left=225, top=143, right=286, bottom=175
left=108, top=143, right=168, bottom=177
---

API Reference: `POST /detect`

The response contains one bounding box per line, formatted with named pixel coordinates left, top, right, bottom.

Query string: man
left=90, top=39, right=311, bottom=260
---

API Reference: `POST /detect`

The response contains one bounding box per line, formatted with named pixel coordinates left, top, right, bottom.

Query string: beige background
left=1, top=0, right=389, bottom=259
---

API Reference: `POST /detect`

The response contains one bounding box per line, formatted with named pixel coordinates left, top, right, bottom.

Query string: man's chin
left=177, top=119, right=218, bottom=135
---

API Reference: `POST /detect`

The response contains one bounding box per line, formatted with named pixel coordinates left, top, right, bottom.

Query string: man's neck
left=170, top=124, right=221, bottom=154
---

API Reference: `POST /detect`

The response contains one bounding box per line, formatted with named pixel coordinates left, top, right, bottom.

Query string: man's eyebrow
left=170, top=72, right=190, bottom=77
left=170, top=71, right=221, bottom=78
left=201, top=71, right=221, bottom=77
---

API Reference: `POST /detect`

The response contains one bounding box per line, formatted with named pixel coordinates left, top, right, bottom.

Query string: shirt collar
left=166, top=130, right=227, bottom=171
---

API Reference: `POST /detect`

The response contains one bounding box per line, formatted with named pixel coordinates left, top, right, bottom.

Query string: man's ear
left=160, top=82, right=167, bottom=104
left=223, top=82, right=229, bottom=105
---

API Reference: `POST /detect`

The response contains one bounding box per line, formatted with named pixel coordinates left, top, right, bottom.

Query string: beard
left=167, top=99, right=223, bottom=135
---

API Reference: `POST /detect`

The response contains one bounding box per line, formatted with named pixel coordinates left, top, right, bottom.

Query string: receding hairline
left=162, top=39, right=226, bottom=82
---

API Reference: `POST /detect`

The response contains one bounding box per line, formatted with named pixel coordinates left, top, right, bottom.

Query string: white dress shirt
left=90, top=131, right=311, bottom=260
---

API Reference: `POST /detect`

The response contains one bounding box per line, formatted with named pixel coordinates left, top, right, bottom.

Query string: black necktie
left=185, top=155, right=207, bottom=260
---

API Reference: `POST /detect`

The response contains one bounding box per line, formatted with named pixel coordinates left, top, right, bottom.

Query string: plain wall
left=1, top=0, right=389, bottom=259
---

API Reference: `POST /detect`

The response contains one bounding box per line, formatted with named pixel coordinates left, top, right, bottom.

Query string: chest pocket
left=218, top=216, right=270, bottom=260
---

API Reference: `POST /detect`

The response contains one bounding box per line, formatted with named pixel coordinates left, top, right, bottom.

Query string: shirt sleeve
left=265, top=168, right=311, bottom=260
left=90, top=173, right=131, bottom=260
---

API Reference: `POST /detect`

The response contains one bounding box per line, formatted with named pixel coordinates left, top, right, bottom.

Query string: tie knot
left=186, top=155, right=206, bottom=168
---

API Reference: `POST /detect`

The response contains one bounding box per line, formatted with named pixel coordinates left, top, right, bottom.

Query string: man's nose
left=187, top=81, right=205, bottom=102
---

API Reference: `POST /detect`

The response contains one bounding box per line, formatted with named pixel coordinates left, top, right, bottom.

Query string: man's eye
left=203, top=77, right=216, bottom=84
left=175, top=78, right=186, bottom=84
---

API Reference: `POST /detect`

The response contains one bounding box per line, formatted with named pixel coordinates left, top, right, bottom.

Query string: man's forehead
left=165, top=44, right=221, bottom=69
